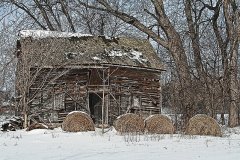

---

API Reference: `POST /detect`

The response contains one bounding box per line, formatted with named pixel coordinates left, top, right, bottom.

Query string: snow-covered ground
left=0, top=126, right=240, bottom=160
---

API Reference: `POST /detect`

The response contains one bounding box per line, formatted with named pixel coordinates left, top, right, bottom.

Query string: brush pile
left=114, top=113, right=144, bottom=134
left=145, top=114, right=175, bottom=134
left=186, top=114, right=222, bottom=137
left=1, top=116, right=23, bottom=131
left=62, top=111, right=95, bottom=132
left=26, top=123, right=48, bottom=131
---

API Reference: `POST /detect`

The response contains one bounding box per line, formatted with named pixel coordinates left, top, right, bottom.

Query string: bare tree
left=77, top=0, right=240, bottom=127
left=200, top=0, right=240, bottom=127
left=1, top=0, right=239, bottom=128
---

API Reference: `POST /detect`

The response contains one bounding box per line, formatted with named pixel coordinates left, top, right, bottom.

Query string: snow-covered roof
left=19, top=30, right=93, bottom=39
left=18, top=30, right=164, bottom=70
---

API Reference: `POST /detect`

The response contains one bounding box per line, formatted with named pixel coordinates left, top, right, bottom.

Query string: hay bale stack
left=186, top=114, right=222, bottom=137
left=62, top=111, right=95, bottom=132
left=145, top=114, right=175, bottom=134
left=114, top=113, right=144, bottom=134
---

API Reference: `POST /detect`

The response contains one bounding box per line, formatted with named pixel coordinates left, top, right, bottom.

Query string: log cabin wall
left=107, top=67, right=161, bottom=124
left=26, top=66, right=161, bottom=125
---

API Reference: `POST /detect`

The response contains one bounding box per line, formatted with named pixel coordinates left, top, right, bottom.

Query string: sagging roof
left=18, top=30, right=164, bottom=70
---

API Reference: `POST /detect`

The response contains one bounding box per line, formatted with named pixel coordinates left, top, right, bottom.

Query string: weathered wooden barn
left=15, top=30, right=164, bottom=126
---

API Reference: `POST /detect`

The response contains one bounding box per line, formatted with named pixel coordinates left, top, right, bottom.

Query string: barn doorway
left=89, top=93, right=102, bottom=124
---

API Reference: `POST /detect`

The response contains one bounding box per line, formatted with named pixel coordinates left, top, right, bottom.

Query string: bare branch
left=77, top=0, right=169, bottom=48
left=59, top=0, right=76, bottom=32
left=10, top=0, right=47, bottom=30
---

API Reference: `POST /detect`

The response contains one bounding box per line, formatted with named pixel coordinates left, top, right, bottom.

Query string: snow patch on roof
left=107, top=49, right=148, bottom=63
left=108, top=50, right=127, bottom=57
left=92, top=56, right=101, bottom=61
left=129, top=50, right=147, bottom=62
left=104, top=36, right=113, bottom=40
left=20, top=30, right=93, bottom=39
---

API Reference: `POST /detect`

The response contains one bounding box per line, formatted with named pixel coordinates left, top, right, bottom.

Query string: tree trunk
left=223, top=0, right=239, bottom=127
left=228, top=44, right=239, bottom=127
left=23, top=95, right=28, bottom=128
left=168, top=35, right=194, bottom=124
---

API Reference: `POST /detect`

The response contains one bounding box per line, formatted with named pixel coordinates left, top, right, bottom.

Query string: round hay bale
left=114, top=113, right=144, bottom=134
left=145, top=114, right=175, bottom=134
left=62, top=111, right=95, bottom=132
left=186, top=114, right=222, bottom=137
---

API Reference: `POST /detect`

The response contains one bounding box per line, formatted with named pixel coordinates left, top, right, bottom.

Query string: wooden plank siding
left=25, top=66, right=161, bottom=125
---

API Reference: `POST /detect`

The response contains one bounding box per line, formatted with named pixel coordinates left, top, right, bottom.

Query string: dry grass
left=145, top=114, right=175, bottom=134
left=186, top=114, right=222, bottom=137
left=62, top=111, right=95, bottom=132
left=114, top=113, right=144, bottom=134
